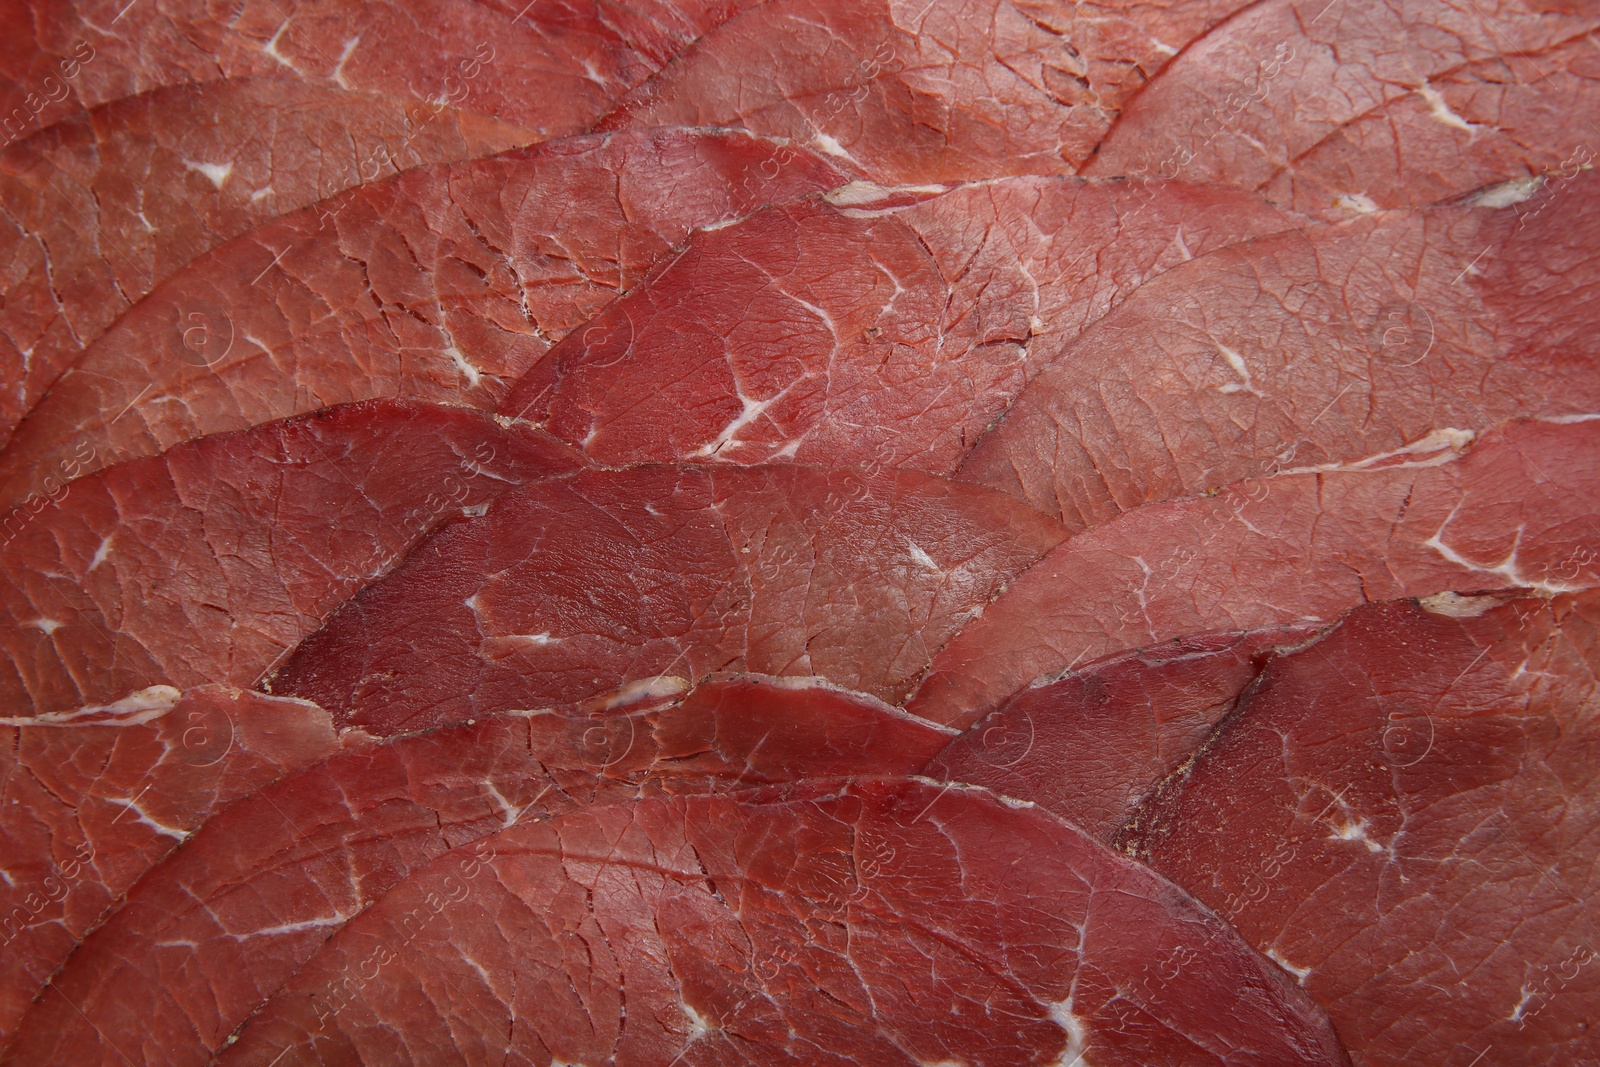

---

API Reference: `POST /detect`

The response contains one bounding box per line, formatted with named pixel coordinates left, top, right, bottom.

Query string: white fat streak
left=184, top=159, right=234, bottom=190
left=587, top=675, right=692, bottom=710
left=1416, top=81, right=1480, bottom=133
left=1214, top=345, right=1263, bottom=397
left=1424, top=509, right=1583, bottom=595
left=0, top=685, right=182, bottom=727
left=1327, top=818, right=1386, bottom=854
left=822, top=180, right=951, bottom=207
left=1419, top=591, right=1504, bottom=618
left=228, top=914, right=353, bottom=941
left=1331, top=192, right=1380, bottom=214
left=1043, top=996, right=1093, bottom=1066
left=1467, top=175, right=1544, bottom=208
left=1280, top=427, right=1475, bottom=474
left=810, top=132, right=862, bottom=165
left=331, top=35, right=361, bottom=89
left=691, top=393, right=776, bottom=458
left=907, top=542, right=940, bottom=572
left=682, top=1001, right=713, bottom=1042
left=28, top=618, right=64, bottom=636
left=448, top=346, right=482, bottom=387
left=1267, top=948, right=1313, bottom=984
left=261, top=21, right=302, bottom=73
left=107, top=794, right=189, bottom=842
left=88, top=536, right=114, bottom=572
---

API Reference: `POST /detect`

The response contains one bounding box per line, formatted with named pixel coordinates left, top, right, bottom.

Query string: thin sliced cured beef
left=1257, top=32, right=1600, bottom=218
left=599, top=0, right=1255, bottom=182
left=210, top=778, right=1349, bottom=1066
left=1083, top=0, right=1600, bottom=215
left=926, top=623, right=1315, bottom=839
left=0, top=684, right=338, bottom=1046
left=958, top=173, right=1600, bottom=529
left=0, top=128, right=838, bottom=513
left=7, top=677, right=951, bottom=1066
left=270, top=463, right=1067, bottom=734
left=502, top=178, right=1295, bottom=470
left=909, top=418, right=1600, bottom=727
left=1119, top=592, right=1600, bottom=1066
left=0, top=78, right=534, bottom=446
left=0, top=0, right=725, bottom=136
left=0, top=398, right=580, bottom=715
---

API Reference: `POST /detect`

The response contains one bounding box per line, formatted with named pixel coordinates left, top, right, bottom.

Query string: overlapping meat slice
left=1118, top=592, right=1600, bottom=1065
left=0, top=398, right=580, bottom=715
left=0, top=685, right=337, bottom=1046
left=598, top=0, right=1255, bottom=182
left=909, top=418, right=1600, bottom=726
left=926, top=623, right=1316, bottom=838
left=204, top=778, right=1349, bottom=1066
left=0, top=0, right=731, bottom=136
left=0, top=78, right=534, bottom=445
left=270, top=463, right=1067, bottom=734
left=1084, top=0, right=1600, bottom=215
left=0, top=128, right=838, bottom=511
left=6, top=677, right=952, bottom=1066
left=958, top=174, right=1600, bottom=529
left=502, top=177, right=1294, bottom=470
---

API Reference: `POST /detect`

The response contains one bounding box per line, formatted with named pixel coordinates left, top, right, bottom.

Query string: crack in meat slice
left=208, top=778, right=1349, bottom=1066
left=5, top=676, right=950, bottom=1066
left=269, top=462, right=1067, bottom=734
left=925, top=623, right=1316, bottom=839
left=909, top=418, right=1600, bottom=727
left=598, top=0, right=1256, bottom=181
left=958, top=174, right=1600, bottom=529
left=0, top=77, right=535, bottom=447
left=1118, top=592, right=1600, bottom=1066
left=0, top=128, right=840, bottom=513
left=0, top=0, right=736, bottom=137
left=0, top=399, right=581, bottom=715
left=1083, top=0, right=1600, bottom=214
left=0, top=684, right=338, bottom=1047
left=502, top=177, right=1295, bottom=470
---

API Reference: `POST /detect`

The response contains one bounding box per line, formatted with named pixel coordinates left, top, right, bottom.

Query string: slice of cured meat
left=909, top=418, right=1600, bottom=726
left=958, top=173, right=1600, bottom=529
left=0, top=128, right=839, bottom=512
left=6, top=677, right=951, bottom=1066
left=599, top=0, right=1255, bottom=182
left=269, top=463, right=1067, bottom=734
left=1084, top=0, right=1600, bottom=215
left=208, top=778, right=1349, bottom=1066
left=1256, top=33, right=1600, bottom=218
left=0, top=0, right=722, bottom=136
left=1118, top=592, right=1600, bottom=1066
left=0, top=77, right=534, bottom=445
left=926, top=624, right=1315, bottom=839
left=502, top=178, right=1295, bottom=470
left=0, top=399, right=580, bottom=715
left=0, top=684, right=338, bottom=1046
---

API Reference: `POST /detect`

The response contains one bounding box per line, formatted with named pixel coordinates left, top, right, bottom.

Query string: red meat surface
left=0, top=685, right=338, bottom=1044
left=1120, top=592, right=1600, bottom=1066
left=0, top=399, right=578, bottom=713
left=5, top=676, right=950, bottom=1064
left=0, top=128, right=839, bottom=511
left=3, top=0, right=1597, bottom=1063
left=270, top=462, right=1066, bottom=733
left=912, top=418, right=1600, bottom=726
left=215, top=779, right=1348, bottom=1066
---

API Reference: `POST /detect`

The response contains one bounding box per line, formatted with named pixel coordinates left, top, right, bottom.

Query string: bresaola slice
left=958, top=174, right=1600, bottom=529
left=0, top=684, right=338, bottom=1046
left=211, top=779, right=1349, bottom=1066
left=270, top=463, right=1067, bottom=733
left=0, top=77, right=534, bottom=445
left=926, top=624, right=1315, bottom=839
left=1119, top=592, right=1600, bottom=1066
left=6, top=676, right=951, bottom=1066
left=0, top=399, right=579, bottom=714
left=598, top=0, right=1254, bottom=181
left=909, top=418, right=1600, bottom=726
left=502, top=177, right=1294, bottom=469
left=0, top=0, right=714, bottom=135
left=0, top=128, right=839, bottom=511
left=1084, top=0, right=1600, bottom=213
